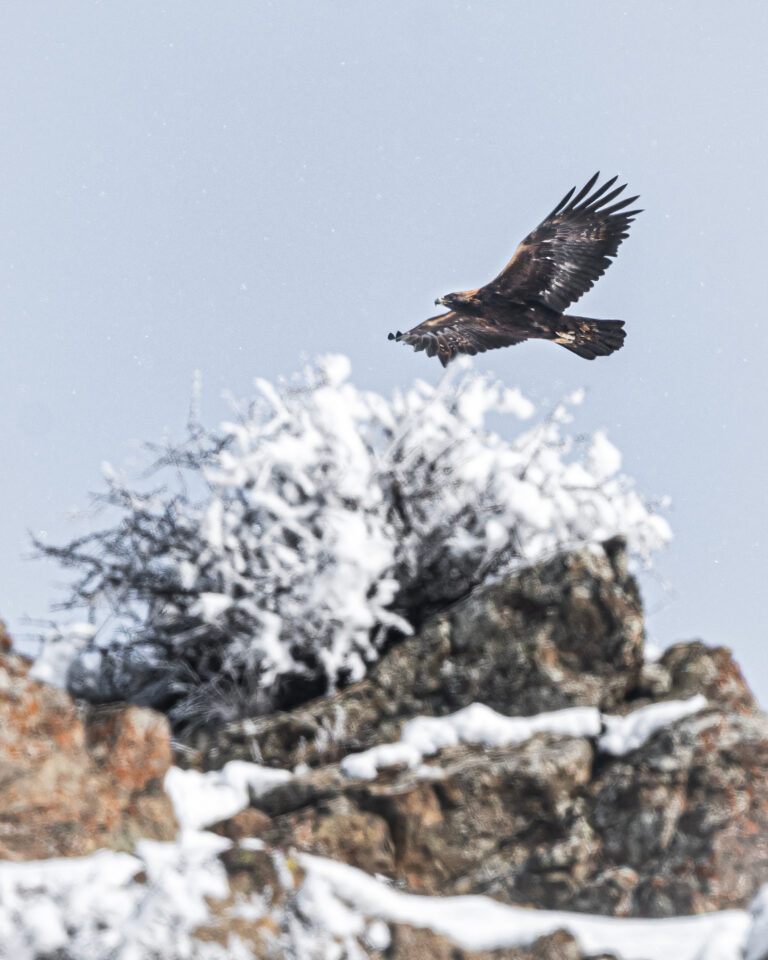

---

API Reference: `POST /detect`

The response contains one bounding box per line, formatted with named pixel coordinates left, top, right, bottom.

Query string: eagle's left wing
left=389, top=311, right=527, bottom=367
left=484, top=173, right=641, bottom=313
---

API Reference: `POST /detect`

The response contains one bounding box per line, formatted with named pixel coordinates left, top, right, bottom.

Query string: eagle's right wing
left=485, top=173, right=641, bottom=313
left=389, top=311, right=527, bottom=367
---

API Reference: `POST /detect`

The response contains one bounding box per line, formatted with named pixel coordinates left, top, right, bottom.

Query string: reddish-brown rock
left=0, top=638, right=177, bottom=860
left=661, top=640, right=757, bottom=713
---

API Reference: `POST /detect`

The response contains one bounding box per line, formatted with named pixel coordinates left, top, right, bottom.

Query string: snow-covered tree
left=34, top=356, right=670, bottom=730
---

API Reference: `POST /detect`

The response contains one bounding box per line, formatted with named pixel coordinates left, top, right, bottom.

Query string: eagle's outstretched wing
left=388, top=311, right=527, bottom=368
left=485, top=173, right=641, bottom=313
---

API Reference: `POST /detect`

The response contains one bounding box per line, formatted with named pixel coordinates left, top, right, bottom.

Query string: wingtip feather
left=580, top=174, right=619, bottom=209
left=548, top=185, right=576, bottom=218
left=602, top=194, right=640, bottom=215
left=569, top=171, right=601, bottom=208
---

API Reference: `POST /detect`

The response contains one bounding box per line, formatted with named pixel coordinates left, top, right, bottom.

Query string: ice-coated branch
left=33, top=355, right=671, bottom=730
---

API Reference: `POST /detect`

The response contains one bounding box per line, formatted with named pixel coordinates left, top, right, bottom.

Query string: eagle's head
left=435, top=293, right=457, bottom=307
left=435, top=290, right=481, bottom=313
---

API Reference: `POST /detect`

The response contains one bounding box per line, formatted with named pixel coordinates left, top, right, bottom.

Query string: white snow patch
left=0, top=832, right=237, bottom=960
left=365, top=919, right=392, bottom=950
left=317, top=352, right=352, bottom=387
left=341, top=699, right=709, bottom=781
left=195, top=591, right=233, bottom=621
left=644, top=640, right=664, bottom=663
left=340, top=741, right=424, bottom=780
left=298, top=854, right=752, bottom=960
left=17, top=899, right=68, bottom=954
left=401, top=702, right=600, bottom=754
left=588, top=430, right=622, bottom=480
left=165, top=761, right=292, bottom=831
left=598, top=696, right=707, bottom=756
left=745, top=885, right=768, bottom=960
left=500, top=386, right=535, bottom=419
left=240, top=837, right=266, bottom=851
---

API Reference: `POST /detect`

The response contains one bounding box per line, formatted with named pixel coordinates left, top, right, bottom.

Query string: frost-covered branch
left=33, top=356, right=670, bottom=730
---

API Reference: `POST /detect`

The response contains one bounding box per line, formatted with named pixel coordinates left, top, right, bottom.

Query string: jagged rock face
left=195, top=539, right=649, bottom=771
left=215, top=708, right=768, bottom=918
left=196, top=541, right=766, bottom=920
left=3, top=539, right=766, bottom=957
left=0, top=630, right=177, bottom=860
left=585, top=709, right=768, bottom=916
left=206, top=833, right=611, bottom=960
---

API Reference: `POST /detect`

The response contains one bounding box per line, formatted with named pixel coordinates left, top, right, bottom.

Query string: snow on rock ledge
left=165, top=761, right=292, bottom=831
left=298, top=854, right=753, bottom=960
left=0, top=833, right=234, bottom=960
left=598, top=694, right=708, bottom=756
left=339, top=697, right=708, bottom=780
left=1, top=834, right=765, bottom=960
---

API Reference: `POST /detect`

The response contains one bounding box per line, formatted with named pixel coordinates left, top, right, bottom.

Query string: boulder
left=0, top=631, right=177, bottom=860
left=584, top=708, right=768, bottom=916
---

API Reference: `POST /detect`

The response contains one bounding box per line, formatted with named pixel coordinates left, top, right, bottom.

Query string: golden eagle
left=388, top=173, right=640, bottom=367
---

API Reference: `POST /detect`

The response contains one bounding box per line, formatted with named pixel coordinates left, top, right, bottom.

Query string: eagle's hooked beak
left=435, top=296, right=446, bottom=306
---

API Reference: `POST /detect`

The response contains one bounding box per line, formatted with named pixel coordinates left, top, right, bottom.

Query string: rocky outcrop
left=208, top=707, right=768, bottom=918
left=2, top=538, right=765, bottom=958
left=191, top=540, right=765, bottom=921
left=0, top=625, right=177, bottom=860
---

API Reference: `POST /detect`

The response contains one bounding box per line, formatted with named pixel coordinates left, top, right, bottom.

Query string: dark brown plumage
left=388, top=173, right=640, bottom=367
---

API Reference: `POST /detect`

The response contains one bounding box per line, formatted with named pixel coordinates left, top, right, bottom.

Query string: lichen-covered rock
left=0, top=639, right=177, bottom=860
left=661, top=640, right=756, bottom=713
left=355, top=735, right=595, bottom=898
left=227, top=702, right=768, bottom=918
left=584, top=708, right=768, bottom=917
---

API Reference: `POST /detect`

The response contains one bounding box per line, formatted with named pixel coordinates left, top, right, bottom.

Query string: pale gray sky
left=2, top=2, right=767, bottom=698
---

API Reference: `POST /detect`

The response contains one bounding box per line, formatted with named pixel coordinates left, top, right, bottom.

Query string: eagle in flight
left=388, top=173, right=640, bottom=367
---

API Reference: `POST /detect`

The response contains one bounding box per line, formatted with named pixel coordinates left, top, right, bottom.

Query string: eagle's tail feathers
left=557, top=317, right=626, bottom=360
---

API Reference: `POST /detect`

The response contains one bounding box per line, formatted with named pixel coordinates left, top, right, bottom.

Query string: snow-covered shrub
left=34, top=355, right=670, bottom=729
